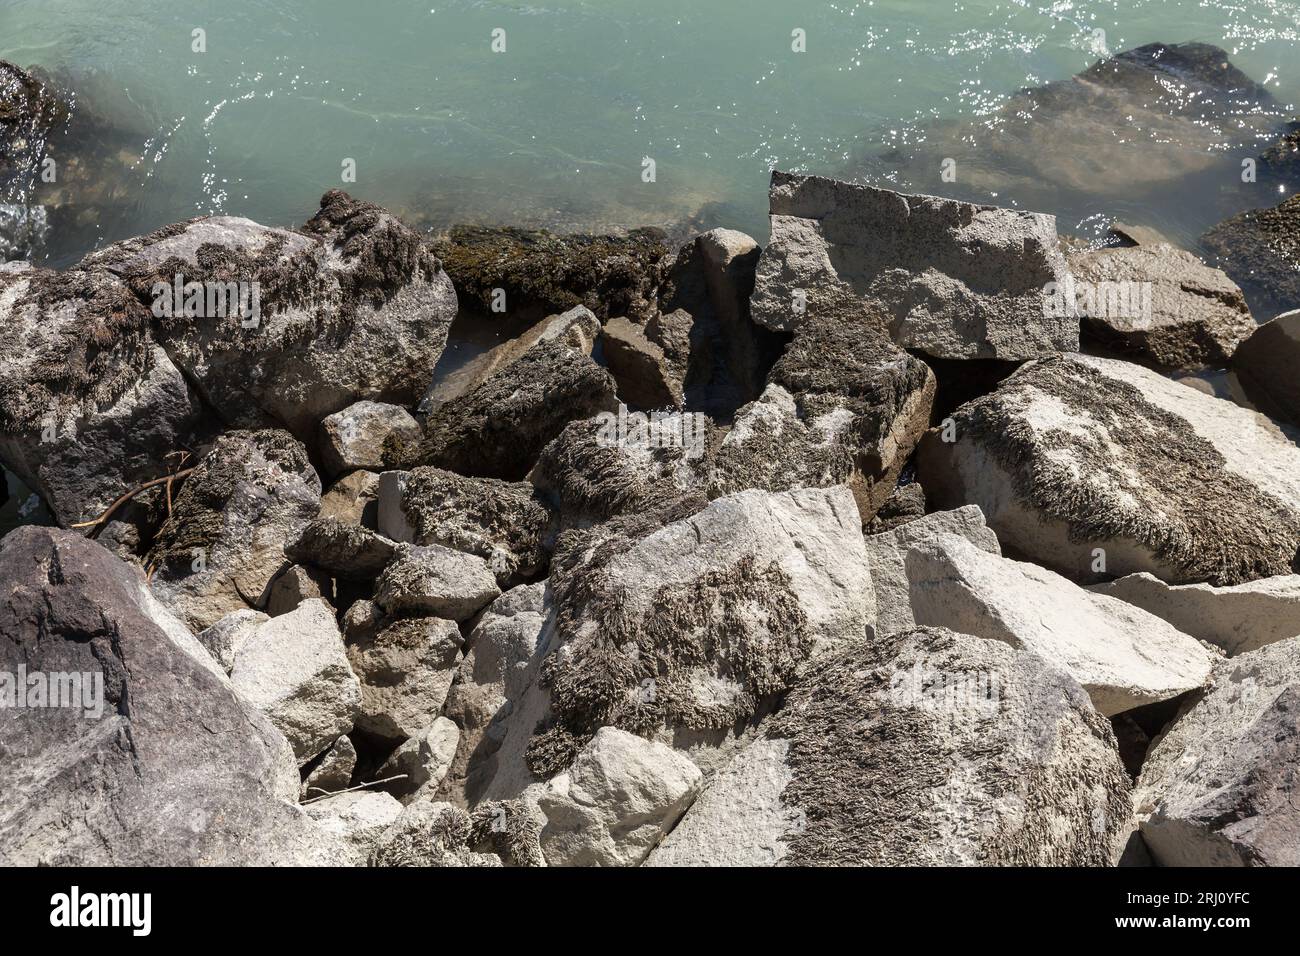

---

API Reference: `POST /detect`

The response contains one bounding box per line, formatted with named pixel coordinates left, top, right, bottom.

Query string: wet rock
left=650, top=627, right=1131, bottom=866
left=266, top=563, right=332, bottom=616
left=906, top=533, right=1214, bottom=717
left=1258, top=120, right=1300, bottom=185
left=1091, top=572, right=1300, bottom=656
left=536, top=727, right=702, bottom=867
left=1136, top=637, right=1300, bottom=866
left=229, top=598, right=362, bottom=763
left=286, top=515, right=397, bottom=582
left=1201, top=193, right=1300, bottom=321
left=919, top=354, right=1300, bottom=585
left=303, top=791, right=403, bottom=865
left=195, top=608, right=268, bottom=674
left=376, top=717, right=460, bottom=802
left=370, top=801, right=501, bottom=867
left=0, top=61, right=67, bottom=202
left=317, top=469, right=381, bottom=528
left=600, top=316, right=682, bottom=409
left=1232, top=308, right=1300, bottom=425
left=1067, top=244, right=1255, bottom=370
left=345, top=613, right=463, bottom=742
left=378, top=467, right=553, bottom=585
left=147, top=429, right=321, bottom=632
left=301, top=736, right=358, bottom=800
left=373, top=543, right=500, bottom=622
left=750, top=171, right=1076, bottom=360
left=1108, top=221, right=1174, bottom=248
left=320, top=401, right=421, bottom=479
left=0, top=527, right=348, bottom=865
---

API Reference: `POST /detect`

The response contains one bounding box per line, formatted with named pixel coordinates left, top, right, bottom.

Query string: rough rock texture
left=1093, top=572, right=1300, bottom=657
left=537, top=727, right=702, bottom=866
left=378, top=467, right=554, bottom=585
left=286, top=516, right=397, bottom=581
left=1067, top=244, right=1256, bottom=370
left=865, top=506, right=1000, bottom=636
left=195, top=608, right=268, bottom=674
left=710, top=316, right=935, bottom=522
left=81, top=190, right=458, bottom=438
left=302, top=791, right=403, bottom=865
left=377, top=716, right=460, bottom=802
left=0, top=527, right=348, bottom=865
left=906, top=534, right=1215, bottom=717
left=265, top=562, right=332, bottom=616
left=301, top=735, right=358, bottom=799
left=863, top=481, right=926, bottom=534
left=345, top=613, right=463, bottom=742
left=148, top=429, right=322, bottom=631
left=652, top=628, right=1131, bottom=866
left=229, top=598, right=362, bottom=763
left=750, top=171, right=1077, bottom=359
left=600, top=316, right=682, bottom=409
left=1201, top=193, right=1300, bottom=321
left=318, top=469, right=381, bottom=527
left=919, top=354, right=1300, bottom=585
left=320, top=401, right=422, bottom=479
left=369, top=801, right=501, bottom=867
left=373, top=543, right=500, bottom=621
left=1232, top=309, right=1300, bottom=426
left=1136, top=637, right=1300, bottom=866
left=1258, top=121, right=1300, bottom=183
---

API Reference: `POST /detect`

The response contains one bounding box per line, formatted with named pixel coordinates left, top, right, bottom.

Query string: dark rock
left=1201, top=193, right=1300, bottom=321
left=1232, top=308, right=1300, bottom=425
left=286, top=516, right=397, bottom=582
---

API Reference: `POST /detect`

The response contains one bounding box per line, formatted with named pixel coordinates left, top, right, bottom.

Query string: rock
left=1108, top=221, right=1174, bottom=248
left=0, top=61, right=67, bottom=201
left=195, top=608, right=268, bottom=674
left=373, top=543, right=501, bottom=621
left=377, top=467, right=553, bottom=585
left=320, top=401, right=421, bottom=479
left=346, top=614, right=463, bottom=741
left=318, top=470, right=380, bottom=527
left=301, top=736, right=358, bottom=800
left=865, top=506, right=1000, bottom=635
left=905, top=534, right=1214, bottom=717
left=147, top=429, right=322, bottom=631
left=1091, top=572, right=1300, bottom=656
left=79, top=190, right=456, bottom=438
left=0, top=264, right=207, bottom=530
left=286, top=516, right=397, bottom=582
left=1258, top=121, right=1300, bottom=184
left=695, top=227, right=768, bottom=400
left=709, top=316, right=935, bottom=522
left=303, top=791, right=402, bottom=865
left=0, top=527, right=348, bottom=865
left=229, top=598, right=362, bottom=763
left=1136, top=637, right=1300, bottom=866
left=536, top=727, right=702, bottom=867
left=1066, top=244, right=1255, bottom=370
left=369, top=801, right=501, bottom=867
left=863, top=481, right=926, bottom=534
left=749, top=171, right=1077, bottom=360
left=377, top=717, right=460, bottom=802
left=600, top=316, right=682, bottom=409
left=919, top=353, right=1300, bottom=586
left=1232, top=309, right=1300, bottom=425
left=266, top=563, right=332, bottom=616
left=1201, top=194, right=1300, bottom=321
left=651, top=627, right=1130, bottom=866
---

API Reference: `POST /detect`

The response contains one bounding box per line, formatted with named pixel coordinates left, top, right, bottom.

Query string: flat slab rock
left=749, top=171, right=1077, bottom=360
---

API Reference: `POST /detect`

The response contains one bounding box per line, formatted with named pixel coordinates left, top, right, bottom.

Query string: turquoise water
left=2, top=0, right=1298, bottom=261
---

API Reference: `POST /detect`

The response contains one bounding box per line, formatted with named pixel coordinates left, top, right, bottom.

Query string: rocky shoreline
left=2, top=44, right=1300, bottom=867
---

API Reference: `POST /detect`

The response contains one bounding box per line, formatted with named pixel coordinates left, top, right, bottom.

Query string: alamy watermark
left=595, top=404, right=708, bottom=460
left=1042, top=276, right=1153, bottom=322
left=1, top=665, right=104, bottom=719
left=151, top=273, right=261, bottom=327
left=888, top=661, right=1000, bottom=723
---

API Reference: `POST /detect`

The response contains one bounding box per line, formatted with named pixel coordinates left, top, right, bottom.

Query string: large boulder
left=373, top=543, right=500, bottom=622
left=345, top=612, right=463, bottom=742
left=0, top=527, right=348, bottom=865
left=1232, top=309, right=1300, bottom=425
left=320, top=401, right=422, bottom=480
left=1201, top=194, right=1300, bottom=321
left=1136, top=637, right=1300, bottom=866
left=749, top=171, right=1077, bottom=360
left=919, top=353, right=1300, bottom=585
left=285, top=516, right=397, bottom=582
left=649, top=627, right=1131, bottom=866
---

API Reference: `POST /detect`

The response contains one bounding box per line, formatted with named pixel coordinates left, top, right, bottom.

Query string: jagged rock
left=345, top=614, right=463, bottom=741
left=1136, top=637, right=1300, bottom=866
left=378, top=467, right=553, bottom=585
left=919, top=353, right=1300, bottom=585
left=696, top=228, right=767, bottom=399
left=80, top=190, right=456, bottom=438
left=865, top=506, right=1000, bottom=636
left=320, top=401, right=422, bottom=479
left=600, top=316, right=681, bottom=409
left=377, top=717, right=460, bottom=802
left=318, top=470, right=380, bottom=528
left=650, top=627, right=1130, bottom=866
left=301, top=736, right=358, bottom=800
left=1067, top=244, right=1255, bottom=370
left=230, top=598, right=362, bottom=763
left=1201, top=194, right=1300, bottom=321
left=195, top=608, right=268, bottom=674
left=369, top=801, right=501, bottom=867
left=0, top=263, right=207, bottom=530
left=286, top=516, right=397, bottom=581
left=1092, top=572, right=1300, bottom=656
left=709, top=316, right=935, bottom=522
left=147, top=429, right=321, bottom=631
left=373, top=543, right=500, bottom=621
left=1232, top=309, right=1300, bottom=425
left=303, top=791, right=403, bottom=865
left=266, top=563, right=332, bottom=616
left=0, top=527, right=349, bottom=865
left=863, top=481, right=926, bottom=534
left=750, top=171, right=1076, bottom=360
left=906, top=534, right=1215, bottom=716
left=536, top=727, right=702, bottom=867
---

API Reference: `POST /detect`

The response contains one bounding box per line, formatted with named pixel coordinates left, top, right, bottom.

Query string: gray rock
left=1233, top=309, right=1300, bottom=426
left=537, top=727, right=702, bottom=867
left=1202, top=194, right=1300, bottom=321
left=750, top=171, right=1076, bottom=360
left=377, top=717, right=460, bottom=802
left=345, top=613, right=463, bottom=741
left=373, top=543, right=501, bottom=621
left=266, top=563, right=333, bottom=616
left=317, top=470, right=381, bottom=528
left=286, top=516, right=397, bottom=582
left=301, top=735, right=358, bottom=800
left=695, top=227, right=767, bottom=400
left=1136, top=637, right=1300, bottom=866
left=0, top=527, right=349, bottom=865
left=863, top=481, right=926, bottom=534
left=600, top=316, right=682, bottom=409
left=303, top=790, right=403, bottom=865
left=229, top=598, right=362, bottom=763
left=320, top=401, right=422, bottom=479
left=194, top=608, right=268, bottom=674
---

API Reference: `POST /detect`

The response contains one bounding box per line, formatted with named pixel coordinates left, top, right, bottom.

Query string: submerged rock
left=1201, top=194, right=1300, bottom=321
